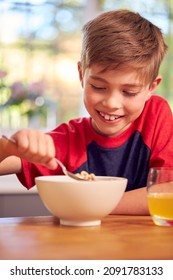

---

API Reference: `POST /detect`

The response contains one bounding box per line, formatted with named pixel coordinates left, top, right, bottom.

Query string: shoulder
left=68, top=117, right=91, bottom=131
left=47, top=117, right=92, bottom=142
left=136, top=94, right=173, bottom=148
left=145, top=95, right=172, bottom=112
left=139, top=95, right=172, bottom=124
left=54, top=117, right=91, bottom=133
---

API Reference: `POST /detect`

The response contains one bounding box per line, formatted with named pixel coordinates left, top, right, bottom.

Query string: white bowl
left=35, top=175, right=127, bottom=227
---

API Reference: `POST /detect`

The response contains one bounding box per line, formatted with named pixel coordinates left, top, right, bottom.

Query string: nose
left=102, top=92, right=123, bottom=109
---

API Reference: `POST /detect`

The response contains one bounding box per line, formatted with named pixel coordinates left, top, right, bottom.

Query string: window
left=0, top=0, right=172, bottom=131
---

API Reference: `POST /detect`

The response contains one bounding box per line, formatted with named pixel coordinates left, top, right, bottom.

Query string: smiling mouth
left=99, top=111, right=123, bottom=121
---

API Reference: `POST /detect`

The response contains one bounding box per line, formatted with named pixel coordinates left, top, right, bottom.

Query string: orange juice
left=147, top=193, right=173, bottom=219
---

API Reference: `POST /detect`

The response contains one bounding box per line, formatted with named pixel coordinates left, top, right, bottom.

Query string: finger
left=12, top=130, right=30, bottom=152
left=36, top=134, right=57, bottom=167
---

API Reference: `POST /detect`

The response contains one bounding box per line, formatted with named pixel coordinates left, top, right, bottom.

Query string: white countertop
left=0, top=174, right=37, bottom=194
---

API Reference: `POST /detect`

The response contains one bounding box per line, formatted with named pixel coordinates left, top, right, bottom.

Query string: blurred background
left=0, top=0, right=173, bottom=132
left=0, top=0, right=173, bottom=217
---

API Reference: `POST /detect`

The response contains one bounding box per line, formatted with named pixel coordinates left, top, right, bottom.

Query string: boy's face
left=78, top=63, right=161, bottom=137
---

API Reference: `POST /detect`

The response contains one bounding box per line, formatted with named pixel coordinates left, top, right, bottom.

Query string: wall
left=0, top=174, right=50, bottom=217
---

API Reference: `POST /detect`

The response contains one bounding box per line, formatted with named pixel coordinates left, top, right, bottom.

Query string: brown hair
left=80, top=10, right=168, bottom=85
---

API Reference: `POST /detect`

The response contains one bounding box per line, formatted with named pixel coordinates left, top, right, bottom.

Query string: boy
left=0, top=10, right=173, bottom=215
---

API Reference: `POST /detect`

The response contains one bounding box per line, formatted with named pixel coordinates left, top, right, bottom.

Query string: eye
left=90, top=84, right=106, bottom=91
left=123, top=90, right=139, bottom=97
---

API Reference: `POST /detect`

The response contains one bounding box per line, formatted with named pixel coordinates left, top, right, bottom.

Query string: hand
left=5, top=129, right=57, bottom=170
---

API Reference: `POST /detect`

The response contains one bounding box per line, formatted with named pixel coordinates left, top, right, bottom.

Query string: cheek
left=125, top=98, right=146, bottom=114
left=83, top=89, right=92, bottom=109
left=83, top=87, right=97, bottom=104
left=84, top=95, right=95, bottom=112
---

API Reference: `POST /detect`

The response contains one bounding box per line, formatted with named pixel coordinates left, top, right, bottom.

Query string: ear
left=77, top=62, right=84, bottom=87
left=149, top=75, right=162, bottom=92
left=147, top=75, right=162, bottom=100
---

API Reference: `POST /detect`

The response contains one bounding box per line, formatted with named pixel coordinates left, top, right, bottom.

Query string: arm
left=0, top=137, right=22, bottom=174
left=0, top=129, right=57, bottom=176
left=0, top=156, right=22, bottom=175
left=111, top=187, right=149, bottom=215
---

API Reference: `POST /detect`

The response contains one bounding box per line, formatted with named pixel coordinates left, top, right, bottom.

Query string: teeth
left=99, top=112, right=120, bottom=121
left=105, top=114, right=110, bottom=120
left=110, top=115, right=116, bottom=121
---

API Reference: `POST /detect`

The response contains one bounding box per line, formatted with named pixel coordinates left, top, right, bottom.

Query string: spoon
left=1, top=134, right=88, bottom=181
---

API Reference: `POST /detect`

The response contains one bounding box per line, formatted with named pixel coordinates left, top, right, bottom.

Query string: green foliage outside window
left=0, top=0, right=172, bottom=131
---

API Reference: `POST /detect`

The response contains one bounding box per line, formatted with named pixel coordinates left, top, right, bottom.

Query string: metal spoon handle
left=2, top=134, right=16, bottom=143
left=54, top=158, right=68, bottom=175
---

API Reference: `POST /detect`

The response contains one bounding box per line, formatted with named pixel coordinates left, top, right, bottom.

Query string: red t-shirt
left=17, top=95, right=173, bottom=191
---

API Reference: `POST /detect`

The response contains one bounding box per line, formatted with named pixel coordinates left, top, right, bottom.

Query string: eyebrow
left=89, top=75, right=144, bottom=88
left=90, top=75, right=108, bottom=82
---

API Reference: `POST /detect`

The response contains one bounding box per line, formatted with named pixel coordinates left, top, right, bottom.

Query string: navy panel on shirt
left=74, top=131, right=151, bottom=191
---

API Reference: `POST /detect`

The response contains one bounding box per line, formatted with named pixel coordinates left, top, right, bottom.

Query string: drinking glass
left=147, top=167, right=173, bottom=226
